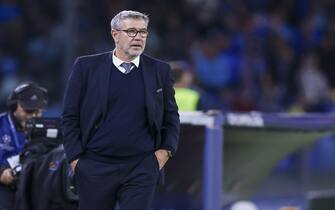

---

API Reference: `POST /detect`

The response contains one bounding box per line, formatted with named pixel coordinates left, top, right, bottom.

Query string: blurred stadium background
left=1, top=0, right=335, bottom=209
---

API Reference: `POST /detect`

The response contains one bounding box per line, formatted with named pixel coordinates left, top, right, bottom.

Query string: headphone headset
left=7, top=82, right=48, bottom=111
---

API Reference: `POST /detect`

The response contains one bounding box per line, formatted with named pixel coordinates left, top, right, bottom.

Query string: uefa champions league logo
left=2, top=134, right=12, bottom=145
left=0, top=134, right=14, bottom=151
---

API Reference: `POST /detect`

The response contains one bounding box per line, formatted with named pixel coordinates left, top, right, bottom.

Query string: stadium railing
left=166, top=111, right=335, bottom=210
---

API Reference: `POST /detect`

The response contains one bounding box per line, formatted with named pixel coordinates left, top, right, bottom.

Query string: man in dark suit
left=62, top=10, right=180, bottom=210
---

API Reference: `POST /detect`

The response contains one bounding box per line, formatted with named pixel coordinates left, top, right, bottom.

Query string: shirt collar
left=112, top=50, right=140, bottom=68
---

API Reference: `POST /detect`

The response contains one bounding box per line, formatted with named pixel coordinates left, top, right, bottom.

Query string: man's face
left=112, top=18, right=148, bottom=61
left=13, top=104, right=43, bottom=129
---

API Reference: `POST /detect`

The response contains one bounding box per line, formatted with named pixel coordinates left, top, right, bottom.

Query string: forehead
left=120, top=18, right=147, bottom=29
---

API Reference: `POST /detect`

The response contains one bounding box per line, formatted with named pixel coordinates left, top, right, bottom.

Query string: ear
left=13, top=103, right=22, bottom=115
left=111, top=30, right=118, bottom=43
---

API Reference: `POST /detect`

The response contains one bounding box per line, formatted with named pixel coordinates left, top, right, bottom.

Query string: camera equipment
left=25, top=117, right=61, bottom=141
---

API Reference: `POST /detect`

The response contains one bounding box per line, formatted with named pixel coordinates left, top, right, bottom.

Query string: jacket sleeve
left=159, top=64, right=180, bottom=156
left=62, top=58, right=85, bottom=163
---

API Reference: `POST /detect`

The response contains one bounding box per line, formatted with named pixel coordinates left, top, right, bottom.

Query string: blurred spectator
left=1, top=0, right=335, bottom=114
left=296, top=52, right=330, bottom=112
left=191, top=29, right=240, bottom=111
left=318, top=30, right=335, bottom=99
left=171, top=61, right=202, bottom=111
left=233, top=34, right=265, bottom=111
left=266, top=35, right=298, bottom=108
left=0, top=56, right=20, bottom=110
left=191, top=30, right=240, bottom=91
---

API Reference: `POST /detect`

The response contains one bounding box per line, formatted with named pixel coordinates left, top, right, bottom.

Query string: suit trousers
left=0, top=188, right=15, bottom=210
left=75, top=153, right=159, bottom=210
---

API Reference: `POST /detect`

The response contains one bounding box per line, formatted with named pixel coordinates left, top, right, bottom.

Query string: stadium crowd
left=1, top=0, right=335, bottom=113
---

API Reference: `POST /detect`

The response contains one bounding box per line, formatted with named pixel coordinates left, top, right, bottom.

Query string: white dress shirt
left=112, top=50, right=140, bottom=74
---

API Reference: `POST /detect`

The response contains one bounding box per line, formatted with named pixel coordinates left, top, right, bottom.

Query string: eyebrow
left=124, top=27, right=147, bottom=30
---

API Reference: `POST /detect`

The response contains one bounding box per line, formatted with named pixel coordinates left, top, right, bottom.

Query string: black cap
left=15, top=83, right=48, bottom=110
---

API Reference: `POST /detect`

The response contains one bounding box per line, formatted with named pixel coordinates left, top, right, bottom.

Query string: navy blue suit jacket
left=61, top=52, right=180, bottom=162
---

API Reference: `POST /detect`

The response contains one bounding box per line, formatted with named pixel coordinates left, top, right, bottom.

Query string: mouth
left=130, top=44, right=142, bottom=49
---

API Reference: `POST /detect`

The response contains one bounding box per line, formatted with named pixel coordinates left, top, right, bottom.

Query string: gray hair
left=110, top=10, right=149, bottom=30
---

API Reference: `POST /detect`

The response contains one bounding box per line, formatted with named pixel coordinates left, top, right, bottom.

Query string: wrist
left=159, top=145, right=175, bottom=158
left=166, top=150, right=172, bottom=158
left=160, top=149, right=172, bottom=159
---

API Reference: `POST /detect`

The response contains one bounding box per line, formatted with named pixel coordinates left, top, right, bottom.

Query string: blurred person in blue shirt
left=0, top=82, right=48, bottom=210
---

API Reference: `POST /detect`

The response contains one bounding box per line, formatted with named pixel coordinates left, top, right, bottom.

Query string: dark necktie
left=121, top=62, right=134, bottom=74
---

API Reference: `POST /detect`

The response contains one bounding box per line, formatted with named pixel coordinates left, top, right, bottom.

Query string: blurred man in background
left=0, top=82, right=48, bottom=210
left=171, top=61, right=202, bottom=111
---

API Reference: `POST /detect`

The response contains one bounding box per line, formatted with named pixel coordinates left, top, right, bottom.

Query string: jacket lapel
left=141, top=56, right=156, bottom=126
left=99, top=52, right=112, bottom=122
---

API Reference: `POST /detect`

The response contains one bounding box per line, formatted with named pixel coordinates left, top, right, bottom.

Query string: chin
left=129, top=50, right=143, bottom=57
